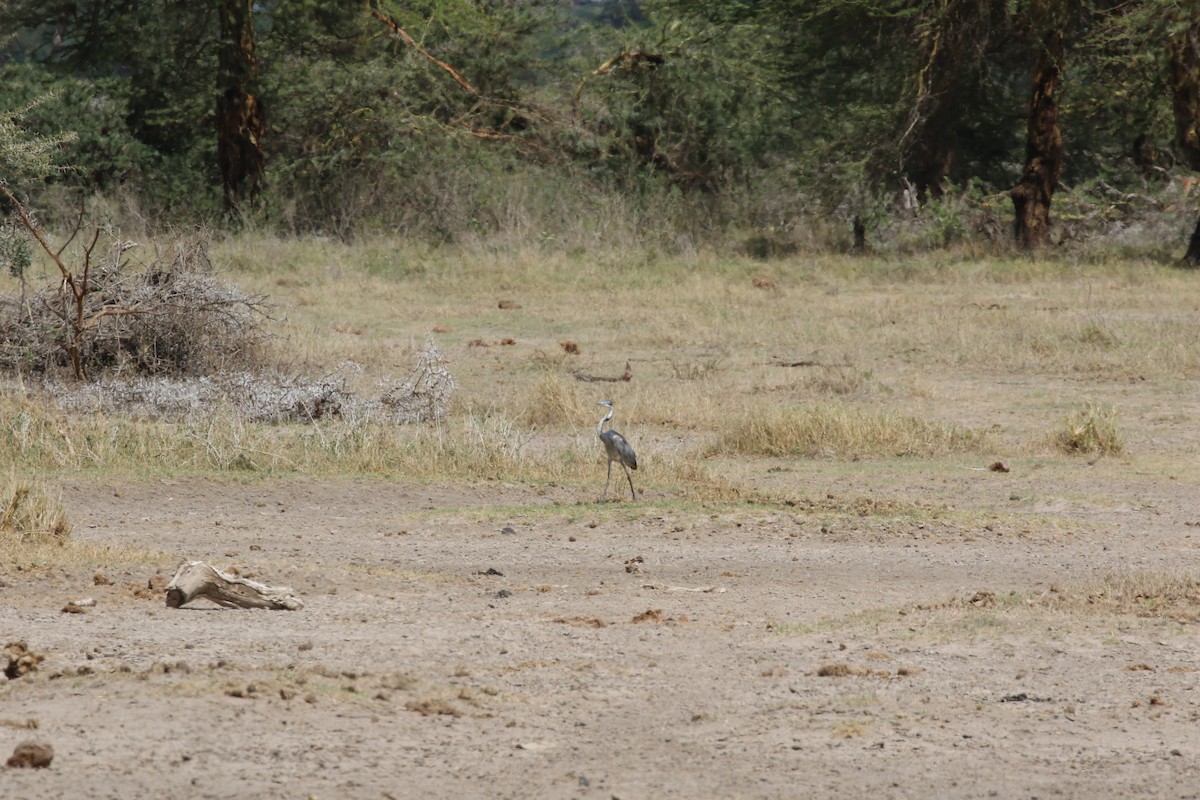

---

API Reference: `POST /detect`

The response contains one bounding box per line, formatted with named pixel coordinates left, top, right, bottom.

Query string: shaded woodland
left=1, top=0, right=1199, bottom=259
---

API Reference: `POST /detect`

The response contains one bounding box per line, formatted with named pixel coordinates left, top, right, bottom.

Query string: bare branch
left=0, top=184, right=70, bottom=280
left=370, top=9, right=480, bottom=97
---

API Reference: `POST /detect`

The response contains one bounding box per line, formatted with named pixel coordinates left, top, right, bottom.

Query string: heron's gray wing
left=609, top=430, right=637, bottom=470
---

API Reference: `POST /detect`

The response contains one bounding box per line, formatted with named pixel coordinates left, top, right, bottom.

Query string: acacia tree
left=899, top=0, right=1012, bottom=198
left=217, top=0, right=265, bottom=213
left=1011, top=2, right=1066, bottom=250
left=1167, top=17, right=1200, bottom=264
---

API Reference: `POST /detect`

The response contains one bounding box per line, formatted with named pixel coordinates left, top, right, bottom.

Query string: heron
left=596, top=399, right=637, bottom=502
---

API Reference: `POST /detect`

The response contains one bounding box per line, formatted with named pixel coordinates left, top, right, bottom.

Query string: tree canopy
left=0, top=0, right=1196, bottom=257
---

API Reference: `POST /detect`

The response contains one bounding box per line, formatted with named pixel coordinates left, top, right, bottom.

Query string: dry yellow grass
left=709, top=403, right=990, bottom=458
left=906, top=569, right=1200, bottom=625
left=1, top=472, right=71, bottom=545
left=1049, top=402, right=1124, bottom=456
left=4, top=236, right=1200, bottom=498
left=1042, top=569, right=1200, bottom=621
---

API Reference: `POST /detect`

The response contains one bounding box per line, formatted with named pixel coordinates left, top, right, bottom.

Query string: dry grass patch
left=918, top=569, right=1200, bottom=624
left=1048, top=570, right=1200, bottom=621
left=0, top=392, right=745, bottom=501
left=1, top=473, right=70, bottom=545
left=711, top=403, right=989, bottom=459
left=1049, top=402, right=1123, bottom=456
left=796, top=366, right=876, bottom=398
left=517, top=372, right=587, bottom=428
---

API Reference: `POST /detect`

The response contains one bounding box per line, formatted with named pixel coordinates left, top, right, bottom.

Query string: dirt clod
left=6, top=741, right=53, bottom=769
left=816, top=663, right=883, bottom=678
left=4, top=642, right=44, bottom=680
left=405, top=698, right=461, bottom=717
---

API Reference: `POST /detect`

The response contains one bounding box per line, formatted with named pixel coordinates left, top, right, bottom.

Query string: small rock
left=60, top=602, right=88, bottom=615
left=495, top=589, right=512, bottom=599
left=500, top=526, right=516, bottom=535
left=7, top=741, right=53, bottom=768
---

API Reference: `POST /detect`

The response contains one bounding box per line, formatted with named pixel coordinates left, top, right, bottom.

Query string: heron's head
left=597, top=399, right=614, bottom=408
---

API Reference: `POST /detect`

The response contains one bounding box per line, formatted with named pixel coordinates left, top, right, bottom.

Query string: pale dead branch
left=165, top=561, right=304, bottom=610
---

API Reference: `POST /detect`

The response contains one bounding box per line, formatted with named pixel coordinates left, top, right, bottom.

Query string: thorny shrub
left=49, top=342, right=455, bottom=425
left=0, top=235, right=270, bottom=379
left=0, top=225, right=456, bottom=424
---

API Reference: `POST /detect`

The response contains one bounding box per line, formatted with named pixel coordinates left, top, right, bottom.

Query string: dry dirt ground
left=3, top=460, right=1200, bottom=799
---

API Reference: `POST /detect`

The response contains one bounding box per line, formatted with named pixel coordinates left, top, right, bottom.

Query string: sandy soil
left=3, top=459, right=1200, bottom=800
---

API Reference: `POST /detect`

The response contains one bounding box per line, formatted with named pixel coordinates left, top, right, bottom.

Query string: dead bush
left=49, top=341, right=454, bottom=424
left=376, top=340, right=456, bottom=423
left=1, top=197, right=454, bottom=424
left=0, top=233, right=270, bottom=380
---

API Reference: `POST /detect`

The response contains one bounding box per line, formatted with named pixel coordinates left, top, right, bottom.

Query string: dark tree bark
left=216, top=0, right=265, bottom=214
left=1167, top=21, right=1200, bottom=266
left=1011, top=25, right=1064, bottom=250
left=904, top=1, right=978, bottom=198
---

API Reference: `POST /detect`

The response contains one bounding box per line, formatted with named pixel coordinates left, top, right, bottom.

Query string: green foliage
left=0, top=0, right=1194, bottom=250
left=0, top=90, right=75, bottom=183
left=573, top=6, right=797, bottom=191
left=0, top=219, right=32, bottom=279
left=1, top=66, right=154, bottom=190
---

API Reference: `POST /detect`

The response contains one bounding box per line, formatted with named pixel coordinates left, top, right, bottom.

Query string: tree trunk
left=1167, top=21, right=1200, bottom=265
left=1011, top=25, right=1064, bottom=251
left=216, top=0, right=265, bottom=214
left=1185, top=215, right=1200, bottom=266
left=904, top=0, right=976, bottom=198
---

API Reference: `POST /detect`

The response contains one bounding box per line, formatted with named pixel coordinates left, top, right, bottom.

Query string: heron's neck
left=597, top=410, right=614, bottom=435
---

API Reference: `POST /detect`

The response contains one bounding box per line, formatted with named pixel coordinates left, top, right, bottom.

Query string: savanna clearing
left=4, top=242, right=1200, bottom=799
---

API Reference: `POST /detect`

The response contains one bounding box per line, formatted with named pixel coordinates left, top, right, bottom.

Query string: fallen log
left=165, top=561, right=304, bottom=610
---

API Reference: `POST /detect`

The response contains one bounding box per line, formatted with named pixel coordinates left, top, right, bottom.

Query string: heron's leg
left=622, top=463, right=635, bottom=501
left=601, top=459, right=613, bottom=502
